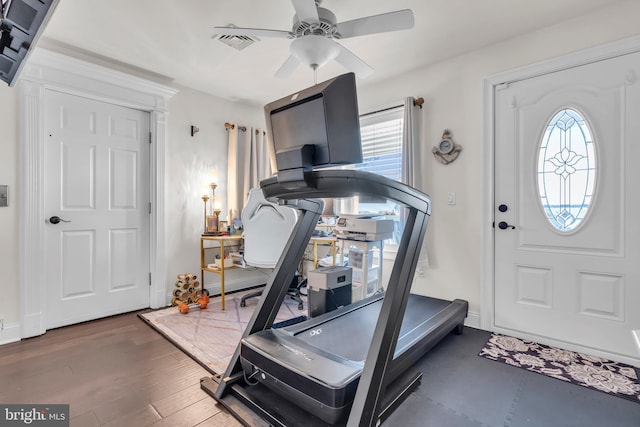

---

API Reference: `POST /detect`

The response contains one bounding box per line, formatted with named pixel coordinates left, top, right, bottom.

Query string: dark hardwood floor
left=0, top=312, right=241, bottom=427
left=3, top=311, right=640, bottom=427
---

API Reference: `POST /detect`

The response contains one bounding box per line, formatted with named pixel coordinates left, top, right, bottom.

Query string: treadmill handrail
left=260, top=169, right=432, bottom=215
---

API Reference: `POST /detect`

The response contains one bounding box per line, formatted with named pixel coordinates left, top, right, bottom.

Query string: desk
left=310, top=236, right=338, bottom=269
left=200, top=235, right=243, bottom=310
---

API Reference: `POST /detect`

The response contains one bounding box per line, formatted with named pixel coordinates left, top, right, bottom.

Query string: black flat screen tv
left=264, top=72, right=362, bottom=188
left=0, top=0, right=58, bottom=86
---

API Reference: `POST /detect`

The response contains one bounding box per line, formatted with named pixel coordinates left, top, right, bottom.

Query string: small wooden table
left=200, top=235, right=243, bottom=310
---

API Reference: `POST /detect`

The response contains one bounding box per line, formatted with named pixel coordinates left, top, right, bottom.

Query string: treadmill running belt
left=293, top=295, right=451, bottom=361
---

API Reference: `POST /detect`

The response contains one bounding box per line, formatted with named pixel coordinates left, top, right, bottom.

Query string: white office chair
left=239, top=188, right=304, bottom=309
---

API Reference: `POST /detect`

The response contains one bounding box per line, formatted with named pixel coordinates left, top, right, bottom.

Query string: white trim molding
left=0, top=322, right=21, bottom=345
left=18, top=48, right=177, bottom=338
left=482, top=34, right=640, bottom=365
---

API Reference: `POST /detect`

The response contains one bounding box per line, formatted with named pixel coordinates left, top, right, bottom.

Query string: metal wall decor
left=432, top=129, right=462, bottom=165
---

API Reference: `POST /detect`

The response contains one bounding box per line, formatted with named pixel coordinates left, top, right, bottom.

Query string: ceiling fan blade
left=275, top=54, right=301, bottom=78
left=213, top=26, right=292, bottom=39
left=291, top=0, right=319, bottom=23
left=335, top=9, right=414, bottom=38
left=334, top=44, right=374, bottom=78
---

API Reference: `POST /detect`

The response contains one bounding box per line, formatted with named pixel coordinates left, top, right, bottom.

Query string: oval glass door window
left=537, top=108, right=596, bottom=232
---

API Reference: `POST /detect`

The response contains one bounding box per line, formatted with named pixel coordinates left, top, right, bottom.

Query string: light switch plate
left=447, top=192, right=456, bottom=205
left=0, top=185, right=8, bottom=207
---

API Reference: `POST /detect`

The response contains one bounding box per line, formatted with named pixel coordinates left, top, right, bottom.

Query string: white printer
left=334, top=214, right=394, bottom=241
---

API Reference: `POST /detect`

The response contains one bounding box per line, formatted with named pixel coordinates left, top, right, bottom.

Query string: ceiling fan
left=213, top=0, right=414, bottom=79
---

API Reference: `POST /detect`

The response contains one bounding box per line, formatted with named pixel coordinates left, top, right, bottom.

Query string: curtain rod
left=224, top=122, right=247, bottom=132
left=360, top=97, right=424, bottom=118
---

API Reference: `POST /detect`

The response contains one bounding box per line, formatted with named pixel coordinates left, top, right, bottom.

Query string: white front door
left=494, top=52, right=640, bottom=365
left=44, top=90, right=151, bottom=329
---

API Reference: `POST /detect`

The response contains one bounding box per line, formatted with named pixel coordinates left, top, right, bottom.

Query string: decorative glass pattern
left=537, top=109, right=596, bottom=232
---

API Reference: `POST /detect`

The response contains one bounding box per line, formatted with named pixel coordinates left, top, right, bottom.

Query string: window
left=356, top=108, right=404, bottom=182
left=537, top=108, right=596, bottom=232
left=353, top=107, right=404, bottom=245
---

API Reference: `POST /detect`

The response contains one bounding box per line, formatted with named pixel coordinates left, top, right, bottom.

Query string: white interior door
left=44, top=90, right=151, bottom=329
left=494, top=52, right=640, bottom=365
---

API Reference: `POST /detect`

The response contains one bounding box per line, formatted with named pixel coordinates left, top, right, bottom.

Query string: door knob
left=498, top=204, right=508, bottom=212
left=498, top=221, right=515, bottom=230
left=49, top=216, right=71, bottom=224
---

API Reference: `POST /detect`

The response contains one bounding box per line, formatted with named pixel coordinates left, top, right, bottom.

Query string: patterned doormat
left=479, top=333, right=640, bottom=404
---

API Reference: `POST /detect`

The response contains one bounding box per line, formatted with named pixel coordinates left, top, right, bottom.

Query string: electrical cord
left=243, top=368, right=261, bottom=386
left=297, top=276, right=308, bottom=296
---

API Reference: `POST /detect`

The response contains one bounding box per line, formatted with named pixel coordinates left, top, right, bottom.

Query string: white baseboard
left=0, top=323, right=21, bottom=345
left=204, top=277, right=268, bottom=298
left=166, top=268, right=271, bottom=303
left=464, top=311, right=481, bottom=329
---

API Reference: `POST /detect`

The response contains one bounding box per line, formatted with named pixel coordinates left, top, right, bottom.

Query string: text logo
left=1, top=405, right=69, bottom=426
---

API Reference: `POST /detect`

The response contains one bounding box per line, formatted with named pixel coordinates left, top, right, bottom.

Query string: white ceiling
left=40, top=0, right=625, bottom=106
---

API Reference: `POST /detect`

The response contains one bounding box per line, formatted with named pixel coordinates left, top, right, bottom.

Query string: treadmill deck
left=240, top=293, right=468, bottom=424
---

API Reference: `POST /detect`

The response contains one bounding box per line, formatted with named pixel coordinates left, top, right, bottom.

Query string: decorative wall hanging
left=432, top=129, right=462, bottom=165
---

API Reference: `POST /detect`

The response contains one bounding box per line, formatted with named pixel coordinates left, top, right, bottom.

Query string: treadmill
left=240, top=292, right=468, bottom=424
left=201, top=73, right=469, bottom=426
left=203, top=170, right=469, bottom=426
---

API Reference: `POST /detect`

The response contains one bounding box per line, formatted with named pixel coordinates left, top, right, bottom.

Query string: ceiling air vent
left=215, top=30, right=259, bottom=51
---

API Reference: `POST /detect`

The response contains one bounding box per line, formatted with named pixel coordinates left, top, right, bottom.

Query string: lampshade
left=290, top=35, right=340, bottom=70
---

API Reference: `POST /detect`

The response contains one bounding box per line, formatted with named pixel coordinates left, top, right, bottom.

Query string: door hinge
left=149, top=132, right=152, bottom=144
left=148, top=202, right=152, bottom=214
left=149, top=272, right=152, bottom=286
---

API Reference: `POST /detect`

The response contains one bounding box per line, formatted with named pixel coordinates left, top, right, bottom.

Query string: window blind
left=356, top=108, right=403, bottom=182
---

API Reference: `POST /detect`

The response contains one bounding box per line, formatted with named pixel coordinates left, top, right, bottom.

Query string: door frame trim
left=483, top=35, right=640, bottom=362
left=18, top=48, right=177, bottom=338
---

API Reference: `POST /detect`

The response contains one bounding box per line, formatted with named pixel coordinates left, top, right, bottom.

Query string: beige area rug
left=140, top=288, right=306, bottom=375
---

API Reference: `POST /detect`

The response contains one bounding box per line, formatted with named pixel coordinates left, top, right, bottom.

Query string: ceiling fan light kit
left=213, top=0, right=414, bottom=78
left=291, top=35, right=339, bottom=70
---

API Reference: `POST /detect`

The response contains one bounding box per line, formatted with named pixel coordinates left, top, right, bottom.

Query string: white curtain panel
left=227, top=126, right=275, bottom=223
left=401, top=96, right=429, bottom=267
left=401, top=97, right=420, bottom=186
